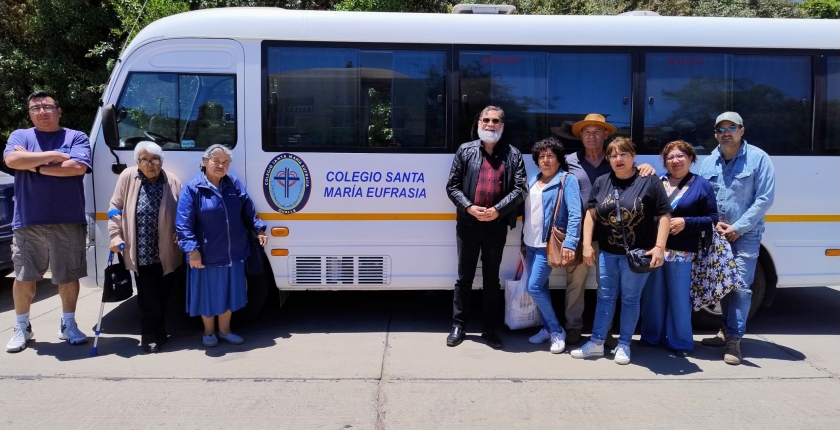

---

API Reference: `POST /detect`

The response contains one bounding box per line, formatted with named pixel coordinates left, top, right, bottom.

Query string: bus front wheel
left=691, top=259, right=767, bottom=330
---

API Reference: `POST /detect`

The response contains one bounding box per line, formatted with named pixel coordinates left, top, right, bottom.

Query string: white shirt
left=523, top=182, right=546, bottom=248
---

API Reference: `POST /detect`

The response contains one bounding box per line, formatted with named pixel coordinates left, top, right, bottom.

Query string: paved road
left=1, top=278, right=838, bottom=429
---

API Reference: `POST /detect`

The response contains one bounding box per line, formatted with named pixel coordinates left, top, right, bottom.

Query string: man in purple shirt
left=4, top=91, right=92, bottom=353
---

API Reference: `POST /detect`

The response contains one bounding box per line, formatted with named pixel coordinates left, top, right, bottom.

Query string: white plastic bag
left=504, top=254, right=541, bottom=330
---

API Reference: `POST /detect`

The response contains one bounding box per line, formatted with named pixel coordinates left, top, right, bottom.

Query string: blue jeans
left=592, top=251, right=652, bottom=346
left=640, top=259, right=694, bottom=351
left=721, top=233, right=760, bottom=338
left=524, top=246, right=562, bottom=334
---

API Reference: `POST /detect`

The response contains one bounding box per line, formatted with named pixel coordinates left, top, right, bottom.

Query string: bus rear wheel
left=691, top=259, right=767, bottom=330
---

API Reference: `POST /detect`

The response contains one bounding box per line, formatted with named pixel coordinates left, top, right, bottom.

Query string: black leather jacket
left=446, top=140, right=527, bottom=229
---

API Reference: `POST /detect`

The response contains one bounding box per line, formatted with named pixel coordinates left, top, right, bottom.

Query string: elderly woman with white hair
left=176, top=144, right=267, bottom=347
left=108, top=141, right=184, bottom=353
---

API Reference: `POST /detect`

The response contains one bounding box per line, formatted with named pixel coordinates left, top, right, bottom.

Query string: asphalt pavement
left=0, top=277, right=838, bottom=429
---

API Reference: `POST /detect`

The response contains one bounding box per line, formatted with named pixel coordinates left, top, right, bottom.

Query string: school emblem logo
left=263, top=153, right=312, bottom=214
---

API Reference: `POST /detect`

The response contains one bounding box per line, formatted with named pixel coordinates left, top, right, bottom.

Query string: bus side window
left=113, top=73, right=236, bottom=150
left=458, top=51, right=631, bottom=155
left=264, top=46, right=446, bottom=151
left=826, top=56, right=840, bottom=153
left=645, top=53, right=813, bottom=156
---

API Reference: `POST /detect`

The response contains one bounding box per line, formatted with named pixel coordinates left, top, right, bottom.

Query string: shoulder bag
left=237, top=184, right=265, bottom=277
left=546, top=173, right=583, bottom=269
left=689, top=231, right=746, bottom=310
left=615, top=187, right=654, bottom=274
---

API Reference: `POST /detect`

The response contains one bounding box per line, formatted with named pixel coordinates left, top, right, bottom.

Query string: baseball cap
left=715, top=112, right=743, bottom=127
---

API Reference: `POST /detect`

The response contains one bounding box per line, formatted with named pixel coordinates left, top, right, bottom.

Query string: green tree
left=0, top=0, right=118, bottom=138
left=334, top=0, right=448, bottom=12
left=801, top=0, right=840, bottom=18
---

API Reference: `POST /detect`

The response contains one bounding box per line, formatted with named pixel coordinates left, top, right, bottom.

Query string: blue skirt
left=186, top=262, right=248, bottom=317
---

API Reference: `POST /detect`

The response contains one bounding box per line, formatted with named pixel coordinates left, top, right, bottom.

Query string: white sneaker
left=6, top=322, right=33, bottom=353
left=614, top=343, right=632, bottom=365
left=58, top=318, right=88, bottom=345
left=549, top=331, right=566, bottom=354
left=528, top=328, right=551, bottom=344
left=217, top=332, right=244, bottom=345
left=570, top=340, right=604, bottom=359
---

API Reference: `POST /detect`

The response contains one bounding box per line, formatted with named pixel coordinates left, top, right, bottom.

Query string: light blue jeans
left=640, top=259, right=694, bottom=351
left=722, top=233, right=760, bottom=338
left=592, top=251, right=652, bottom=346
left=524, top=246, right=562, bottom=334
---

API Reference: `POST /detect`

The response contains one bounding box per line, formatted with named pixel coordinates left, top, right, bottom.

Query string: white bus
left=85, top=7, right=840, bottom=324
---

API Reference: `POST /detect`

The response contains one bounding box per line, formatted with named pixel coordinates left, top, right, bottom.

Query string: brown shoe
left=701, top=329, right=726, bottom=347
left=723, top=337, right=742, bottom=365
left=565, top=328, right=581, bottom=346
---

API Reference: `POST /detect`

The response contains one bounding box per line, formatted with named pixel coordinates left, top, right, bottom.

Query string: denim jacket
left=698, top=140, right=775, bottom=237
left=176, top=173, right=266, bottom=267
left=525, top=171, right=582, bottom=250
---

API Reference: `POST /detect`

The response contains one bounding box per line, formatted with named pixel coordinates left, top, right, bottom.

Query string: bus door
left=92, top=39, right=246, bottom=286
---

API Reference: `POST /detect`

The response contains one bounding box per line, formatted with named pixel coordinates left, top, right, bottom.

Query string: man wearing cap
left=445, top=105, right=527, bottom=350
left=561, top=114, right=656, bottom=346
left=698, top=111, right=775, bottom=365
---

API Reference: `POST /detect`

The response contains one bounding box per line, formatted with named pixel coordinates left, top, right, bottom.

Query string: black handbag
left=102, top=251, right=133, bottom=302
left=243, top=229, right=265, bottom=277
left=614, top=188, right=654, bottom=274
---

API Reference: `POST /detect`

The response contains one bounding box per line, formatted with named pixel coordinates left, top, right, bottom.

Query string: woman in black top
left=639, top=140, right=718, bottom=357
left=570, top=137, right=671, bottom=365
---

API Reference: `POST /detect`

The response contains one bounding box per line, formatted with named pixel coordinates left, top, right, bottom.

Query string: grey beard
left=478, top=129, right=502, bottom=144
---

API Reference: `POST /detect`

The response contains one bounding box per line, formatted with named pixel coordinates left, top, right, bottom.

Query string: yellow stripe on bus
left=765, top=215, right=840, bottom=223
left=94, top=213, right=840, bottom=222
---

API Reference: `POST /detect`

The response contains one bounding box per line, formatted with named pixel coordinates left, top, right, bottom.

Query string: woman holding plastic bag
left=520, top=137, right=581, bottom=354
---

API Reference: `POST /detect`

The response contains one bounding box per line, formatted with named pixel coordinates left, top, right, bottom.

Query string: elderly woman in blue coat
left=176, top=144, right=267, bottom=347
left=522, top=137, right=581, bottom=354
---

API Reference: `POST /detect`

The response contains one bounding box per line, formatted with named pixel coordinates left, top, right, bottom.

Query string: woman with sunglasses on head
left=176, top=144, right=267, bottom=348
left=570, top=137, right=671, bottom=365
left=638, top=141, right=718, bottom=357
left=108, top=141, right=184, bottom=353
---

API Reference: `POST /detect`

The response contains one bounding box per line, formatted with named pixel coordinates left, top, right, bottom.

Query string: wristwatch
left=35, top=166, right=41, bottom=174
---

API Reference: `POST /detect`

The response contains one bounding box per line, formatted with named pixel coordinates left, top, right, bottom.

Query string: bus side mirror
left=101, top=104, right=120, bottom=148
left=102, top=104, right=127, bottom=175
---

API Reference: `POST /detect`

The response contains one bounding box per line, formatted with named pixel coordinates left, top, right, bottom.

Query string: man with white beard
left=445, top=105, right=527, bottom=349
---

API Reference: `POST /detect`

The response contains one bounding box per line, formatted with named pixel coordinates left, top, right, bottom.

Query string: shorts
left=12, top=224, right=87, bottom=285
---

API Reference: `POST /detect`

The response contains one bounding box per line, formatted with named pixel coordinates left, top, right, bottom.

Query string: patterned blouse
left=135, top=172, right=164, bottom=266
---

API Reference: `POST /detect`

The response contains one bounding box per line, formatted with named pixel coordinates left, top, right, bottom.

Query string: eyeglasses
left=209, top=158, right=231, bottom=167
left=666, top=153, right=687, bottom=162
left=715, top=125, right=740, bottom=134
left=608, top=153, right=631, bottom=161
left=28, top=105, right=57, bottom=114
left=480, top=118, right=502, bottom=124
left=138, top=158, right=162, bottom=166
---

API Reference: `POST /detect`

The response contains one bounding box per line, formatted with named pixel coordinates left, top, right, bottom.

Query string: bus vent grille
left=290, top=256, right=390, bottom=285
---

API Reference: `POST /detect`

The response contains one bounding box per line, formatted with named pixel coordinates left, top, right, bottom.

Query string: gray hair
left=480, top=105, right=505, bottom=121
left=134, top=141, right=164, bottom=162
left=200, top=144, right=233, bottom=171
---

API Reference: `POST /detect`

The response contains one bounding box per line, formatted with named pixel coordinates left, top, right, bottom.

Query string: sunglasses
left=715, top=125, right=740, bottom=134
left=480, top=118, right=502, bottom=124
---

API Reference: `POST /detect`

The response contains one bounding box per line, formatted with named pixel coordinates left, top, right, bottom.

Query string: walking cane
left=90, top=244, right=123, bottom=357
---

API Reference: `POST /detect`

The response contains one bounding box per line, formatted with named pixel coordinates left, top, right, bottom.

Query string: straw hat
left=550, top=121, right=580, bottom=141
left=571, top=114, right=617, bottom=137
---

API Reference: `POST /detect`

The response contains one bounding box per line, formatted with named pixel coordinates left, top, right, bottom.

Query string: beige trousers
left=564, top=242, right=600, bottom=330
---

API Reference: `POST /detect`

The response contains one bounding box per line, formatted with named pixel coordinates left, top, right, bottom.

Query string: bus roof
left=124, top=7, right=840, bottom=56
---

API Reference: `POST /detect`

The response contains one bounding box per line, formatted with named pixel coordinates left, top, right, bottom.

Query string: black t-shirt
left=588, top=171, right=671, bottom=255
